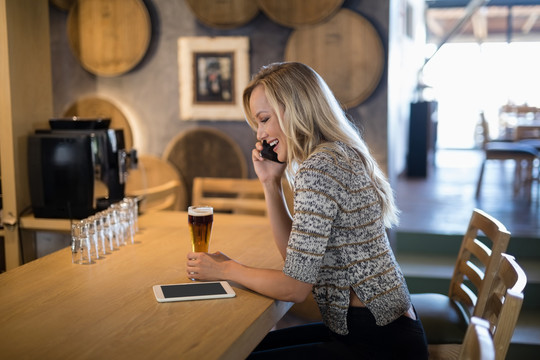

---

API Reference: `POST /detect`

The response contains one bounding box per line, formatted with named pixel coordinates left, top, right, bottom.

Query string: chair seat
left=411, top=293, right=469, bottom=344
left=519, top=138, right=540, bottom=151
left=485, top=141, right=539, bottom=156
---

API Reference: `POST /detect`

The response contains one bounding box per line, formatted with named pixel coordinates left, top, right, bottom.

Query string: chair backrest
left=192, top=177, right=266, bottom=216
left=163, top=127, right=248, bottom=209
left=125, top=155, right=186, bottom=213
left=459, top=317, right=495, bottom=360
left=481, top=253, right=527, bottom=360
left=514, top=124, right=540, bottom=141
left=478, top=112, right=491, bottom=147
left=448, top=209, right=511, bottom=318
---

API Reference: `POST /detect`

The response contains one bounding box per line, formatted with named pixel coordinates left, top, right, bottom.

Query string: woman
left=186, top=62, right=428, bottom=359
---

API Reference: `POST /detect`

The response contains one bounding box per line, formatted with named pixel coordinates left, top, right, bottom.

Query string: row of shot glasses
left=71, top=197, right=139, bottom=265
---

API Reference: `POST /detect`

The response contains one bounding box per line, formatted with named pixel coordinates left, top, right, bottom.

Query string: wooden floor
left=395, top=149, right=539, bottom=238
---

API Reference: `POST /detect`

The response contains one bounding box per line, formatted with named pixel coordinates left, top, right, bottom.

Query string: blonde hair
left=243, top=62, right=399, bottom=227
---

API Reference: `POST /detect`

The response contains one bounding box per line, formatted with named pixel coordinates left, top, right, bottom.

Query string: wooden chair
left=480, top=253, right=526, bottom=360
left=475, top=113, right=538, bottom=199
left=515, top=126, right=540, bottom=198
left=163, top=127, right=248, bottom=210
left=411, top=209, right=510, bottom=344
left=429, top=254, right=526, bottom=360
left=192, top=177, right=266, bottom=216
left=458, top=317, right=495, bottom=360
left=125, top=155, right=186, bottom=213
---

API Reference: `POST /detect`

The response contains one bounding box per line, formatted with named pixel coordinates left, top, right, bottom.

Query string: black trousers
left=248, top=307, right=429, bottom=360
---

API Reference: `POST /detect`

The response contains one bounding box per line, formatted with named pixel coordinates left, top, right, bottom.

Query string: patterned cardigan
left=283, top=142, right=411, bottom=335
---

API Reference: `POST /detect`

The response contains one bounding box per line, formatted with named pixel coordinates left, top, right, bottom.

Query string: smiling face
left=249, top=85, right=287, bottom=163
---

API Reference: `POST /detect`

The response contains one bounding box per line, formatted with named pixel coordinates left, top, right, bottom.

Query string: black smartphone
left=260, top=140, right=283, bottom=163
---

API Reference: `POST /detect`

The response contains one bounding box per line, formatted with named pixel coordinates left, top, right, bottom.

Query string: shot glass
left=101, top=209, right=119, bottom=252
left=71, top=221, right=95, bottom=265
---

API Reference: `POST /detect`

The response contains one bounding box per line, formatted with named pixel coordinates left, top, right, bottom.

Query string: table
left=0, top=211, right=291, bottom=359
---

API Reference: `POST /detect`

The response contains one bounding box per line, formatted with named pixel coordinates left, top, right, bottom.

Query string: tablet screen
left=161, top=282, right=227, bottom=298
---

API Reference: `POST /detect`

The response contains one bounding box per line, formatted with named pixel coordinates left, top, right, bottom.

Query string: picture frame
left=178, top=36, right=250, bottom=120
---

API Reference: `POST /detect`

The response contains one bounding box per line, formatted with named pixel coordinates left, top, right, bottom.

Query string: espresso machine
left=28, top=118, right=137, bottom=219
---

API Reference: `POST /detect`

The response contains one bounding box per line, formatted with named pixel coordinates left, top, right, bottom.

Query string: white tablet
left=153, top=281, right=236, bottom=302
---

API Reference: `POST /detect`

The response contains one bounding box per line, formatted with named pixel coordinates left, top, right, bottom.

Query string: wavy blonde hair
left=243, top=62, right=399, bottom=227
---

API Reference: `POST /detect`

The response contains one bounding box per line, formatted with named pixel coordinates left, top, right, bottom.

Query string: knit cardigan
left=283, top=142, right=411, bottom=335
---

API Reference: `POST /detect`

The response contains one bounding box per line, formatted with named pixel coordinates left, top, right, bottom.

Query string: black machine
left=28, top=118, right=137, bottom=219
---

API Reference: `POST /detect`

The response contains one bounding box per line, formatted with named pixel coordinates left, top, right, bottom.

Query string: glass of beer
left=188, top=206, right=213, bottom=252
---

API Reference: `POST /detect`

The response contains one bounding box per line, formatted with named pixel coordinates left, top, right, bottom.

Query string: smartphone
left=153, top=281, right=236, bottom=302
left=260, top=140, right=284, bottom=163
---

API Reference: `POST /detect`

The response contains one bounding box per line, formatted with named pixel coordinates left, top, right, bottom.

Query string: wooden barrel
left=185, top=0, right=260, bottom=29
left=63, top=97, right=134, bottom=150
left=285, top=9, right=384, bottom=108
left=257, top=0, right=343, bottom=28
left=67, top=0, right=151, bottom=77
left=162, top=127, right=248, bottom=208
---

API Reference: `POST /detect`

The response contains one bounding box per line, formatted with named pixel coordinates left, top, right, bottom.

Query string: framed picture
left=178, top=36, right=250, bottom=120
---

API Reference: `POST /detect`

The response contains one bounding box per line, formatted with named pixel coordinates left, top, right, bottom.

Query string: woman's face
left=250, top=85, right=287, bottom=162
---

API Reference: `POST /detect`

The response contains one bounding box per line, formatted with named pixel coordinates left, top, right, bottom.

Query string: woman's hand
left=252, top=141, right=286, bottom=184
left=187, top=251, right=314, bottom=303
left=186, top=251, right=236, bottom=281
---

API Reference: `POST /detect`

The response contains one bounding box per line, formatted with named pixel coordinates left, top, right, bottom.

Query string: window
left=423, top=41, right=540, bottom=148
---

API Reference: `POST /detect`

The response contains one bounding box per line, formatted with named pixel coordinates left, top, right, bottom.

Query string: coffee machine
left=28, top=118, right=137, bottom=219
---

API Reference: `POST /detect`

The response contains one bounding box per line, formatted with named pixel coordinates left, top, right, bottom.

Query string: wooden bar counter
left=0, top=211, right=291, bottom=359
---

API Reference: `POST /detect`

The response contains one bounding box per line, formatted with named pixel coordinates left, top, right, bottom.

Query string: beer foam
left=188, top=206, right=213, bottom=216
